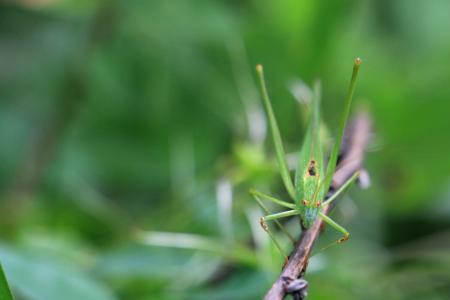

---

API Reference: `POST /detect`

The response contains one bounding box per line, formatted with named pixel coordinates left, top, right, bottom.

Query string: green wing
left=294, top=81, right=324, bottom=202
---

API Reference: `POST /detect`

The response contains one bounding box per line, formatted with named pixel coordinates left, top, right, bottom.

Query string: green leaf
left=323, top=58, right=361, bottom=193
left=96, top=245, right=223, bottom=290
left=0, top=244, right=116, bottom=300
left=255, top=64, right=296, bottom=200
left=0, top=263, right=14, bottom=300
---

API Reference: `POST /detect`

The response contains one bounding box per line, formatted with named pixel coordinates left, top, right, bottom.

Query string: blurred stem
left=135, top=230, right=258, bottom=267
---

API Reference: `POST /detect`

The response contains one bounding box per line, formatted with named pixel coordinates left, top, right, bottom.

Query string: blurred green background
left=0, top=0, right=449, bottom=299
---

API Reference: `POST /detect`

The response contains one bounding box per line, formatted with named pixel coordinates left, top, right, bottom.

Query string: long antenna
left=323, top=58, right=362, bottom=193
left=256, top=64, right=296, bottom=200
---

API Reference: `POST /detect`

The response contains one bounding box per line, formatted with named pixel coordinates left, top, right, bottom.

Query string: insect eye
left=302, top=200, right=309, bottom=206
left=316, top=201, right=321, bottom=207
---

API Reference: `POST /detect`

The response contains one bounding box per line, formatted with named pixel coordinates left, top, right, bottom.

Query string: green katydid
left=250, top=58, right=362, bottom=255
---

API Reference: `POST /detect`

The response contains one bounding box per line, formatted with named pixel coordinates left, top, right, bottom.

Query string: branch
left=264, top=110, right=372, bottom=300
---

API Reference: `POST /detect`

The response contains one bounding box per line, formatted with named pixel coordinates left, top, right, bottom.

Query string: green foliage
left=0, top=245, right=115, bottom=300
left=0, top=1, right=449, bottom=300
left=0, top=263, right=14, bottom=300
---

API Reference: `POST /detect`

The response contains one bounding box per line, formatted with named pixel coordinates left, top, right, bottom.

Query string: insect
left=250, top=58, right=362, bottom=255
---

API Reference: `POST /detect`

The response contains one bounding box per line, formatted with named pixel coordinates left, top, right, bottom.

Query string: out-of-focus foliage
left=0, top=262, right=14, bottom=300
left=0, top=0, right=449, bottom=299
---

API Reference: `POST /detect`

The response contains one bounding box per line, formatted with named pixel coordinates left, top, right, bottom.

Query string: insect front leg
left=249, top=189, right=296, bottom=209
left=252, top=192, right=300, bottom=258
left=321, top=171, right=360, bottom=208
left=259, top=210, right=301, bottom=261
left=250, top=190, right=296, bottom=243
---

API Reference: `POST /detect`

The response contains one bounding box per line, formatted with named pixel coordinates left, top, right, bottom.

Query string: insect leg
left=252, top=193, right=301, bottom=258
left=249, top=189, right=296, bottom=209
left=259, top=210, right=301, bottom=260
left=264, top=209, right=301, bottom=221
left=318, top=212, right=350, bottom=252
left=251, top=192, right=296, bottom=243
left=321, top=171, right=360, bottom=208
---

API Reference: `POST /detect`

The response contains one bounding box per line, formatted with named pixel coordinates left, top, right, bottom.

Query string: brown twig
left=264, top=110, right=372, bottom=300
